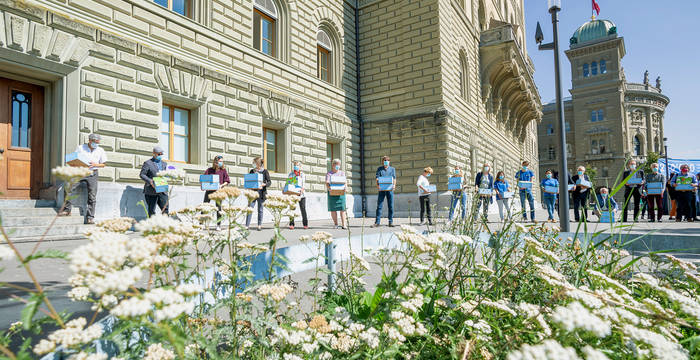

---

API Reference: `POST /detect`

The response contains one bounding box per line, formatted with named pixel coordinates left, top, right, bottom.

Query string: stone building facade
left=0, top=0, right=540, bottom=220
left=537, top=18, right=669, bottom=197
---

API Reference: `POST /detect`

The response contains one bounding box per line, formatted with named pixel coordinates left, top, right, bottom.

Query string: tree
left=641, top=151, right=661, bottom=175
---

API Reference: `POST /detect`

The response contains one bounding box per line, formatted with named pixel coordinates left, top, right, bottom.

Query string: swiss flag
left=592, top=0, right=601, bottom=15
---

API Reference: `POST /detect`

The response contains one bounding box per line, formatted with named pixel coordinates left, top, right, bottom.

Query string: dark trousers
left=246, top=197, right=265, bottom=226
left=63, top=173, right=98, bottom=220
left=375, top=191, right=394, bottom=224
left=646, top=194, right=663, bottom=221
left=289, top=197, right=308, bottom=227
left=622, top=187, right=641, bottom=222
left=573, top=192, right=589, bottom=221
left=419, top=195, right=431, bottom=222
left=145, top=193, right=169, bottom=217
left=204, top=190, right=222, bottom=222
left=677, top=191, right=694, bottom=220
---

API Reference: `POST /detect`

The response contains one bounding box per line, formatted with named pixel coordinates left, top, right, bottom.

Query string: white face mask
left=90, top=141, right=99, bottom=149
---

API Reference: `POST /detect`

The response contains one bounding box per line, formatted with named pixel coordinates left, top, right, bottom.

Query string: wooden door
left=0, top=77, right=44, bottom=199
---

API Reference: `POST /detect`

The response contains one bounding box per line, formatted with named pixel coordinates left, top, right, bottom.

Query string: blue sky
left=523, top=0, right=700, bottom=159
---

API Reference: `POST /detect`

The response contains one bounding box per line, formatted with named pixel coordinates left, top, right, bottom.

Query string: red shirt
left=204, top=167, right=230, bottom=184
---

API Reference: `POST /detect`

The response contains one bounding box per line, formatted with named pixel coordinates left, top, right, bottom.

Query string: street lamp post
left=663, top=137, right=670, bottom=214
left=536, top=0, right=570, bottom=232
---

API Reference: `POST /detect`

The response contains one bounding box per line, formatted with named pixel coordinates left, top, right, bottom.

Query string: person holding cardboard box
left=644, top=163, right=665, bottom=222
left=372, top=156, right=396, bottom=227
left=326, top=159, right=347, bottom=229
left=287, top=160, right=308, bottom=229
left=571, top=166, right=591, bottom=222
left=448, top=166, right=468, bottom=222
left=594, top=187, right=618, bottom=222
left=202, top=155, right=230, bottom=229
left=474, top=163, right=494, bottom=221
left=540, top=170, right=559, bottom=223
left=514, top=161, right=536, bottom=222
left=494, top=171, right=512, bottom=221
left=58, top=133, right=107, bottom=224
left=670, top=164, right=697, bottom=222
left=416, top=167, right=434, bottom=225
left=140, top=146, right=169, bottom=217
left=245, top=157, right=272, bottom=230
left=622, top=159, right=645, bottom=223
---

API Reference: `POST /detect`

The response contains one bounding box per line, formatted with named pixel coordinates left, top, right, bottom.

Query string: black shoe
left=388, top=223, right=395, bottom=227
left=657, top=219, right=662, bottom=222
left=649, top=219, right=655, bottom=222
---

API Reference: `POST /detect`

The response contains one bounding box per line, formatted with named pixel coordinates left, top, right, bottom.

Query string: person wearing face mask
left=540, top=170, right=559, bottom=222
left=288, top=160, right=308, bottom=229
left=59, top=133, right=107, bottom=224
left=474, top=163, right=494, bottom=221
left=670, top=164, right=698, bottom=222
left=594, top=187, right=618, bottom=221
left=326, top=159, right=347, bottom=229
left=245, top=157, right=272, bottom=230
left=140, top=146, right=169, bottom=217
left=203, top=155, right=231, bottom=229
left=494, top=171, right=512, bottom=221
left=416, top=167, right=434, bottom=225
left=622, top=160, right=645, bottom=223
left=514, top=161, right=536, bottom=222
left=448, top=166, right=468, bottom=222
left=666, top=171, right=678, bottom=220
left=372, top=156, right=396, bottom=227
left=644, top=163, right=665, bottom=222
left=571, top=166, right=591, bottom=222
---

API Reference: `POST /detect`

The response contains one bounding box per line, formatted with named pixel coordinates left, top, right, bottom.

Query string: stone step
left=0, top=199, right=56, bottom=209
left=9, top=233, right=88, bottom=244
left=4, top=224, right=93, bottom=239
left=1, top=215, right=86, bottom=227
left=0, top=207, right=72, bottom=218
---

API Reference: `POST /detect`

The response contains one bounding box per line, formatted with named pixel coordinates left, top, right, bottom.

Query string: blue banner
left=658, top=158, right=700, bottom=175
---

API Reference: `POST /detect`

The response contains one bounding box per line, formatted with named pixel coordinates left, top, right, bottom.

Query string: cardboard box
left=329, top=183, right=346, bottom=196
left=599, top=211, right=615, bottom=223
left=576, top=179, right=592, bottom=188
left=200, top=174, right=220, bottom=183
left=676, top=184, right=695, bottom=191
left=244, top=173, right=263, bottom=189
left=378, top=176, right=393, bottom=191
left=283, top=183, right=301, bottom=195
left=201, top=182, right=219, bottom=191
left=153, top=176, right=169, bottom=193
left=503, top=191, right=514, bottom=198
left=646, top=182, right=664, bottom=195
left=568, top=184, right=576, bottom=191
left=478, top=188, right=492, bottom=196
left=448, top=176, right=463, bottom=191
left=544, top=186, right=559, bottom=194
left=65, top=152, right=90, bottom=167
left=518, top=181, right=532, bottom=190
left=330, top=175, right=346, bottom=184
left=426, top=185, right=436, bottom=193
left=626, top=176, right=643, bottom=185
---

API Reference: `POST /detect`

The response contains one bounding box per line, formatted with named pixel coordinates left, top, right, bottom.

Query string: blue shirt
left=494, top=180, right=509, bottom=200
left=515, top=169, right=535, bottom=181
left=376, top=166, right=396, bottom=179
left=541, top=178, right=559, bottom=197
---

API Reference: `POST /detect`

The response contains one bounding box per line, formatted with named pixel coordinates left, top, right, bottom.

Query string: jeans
left=419, top=195, right=431, bottom=223
left=145, top=193, right=169, bottom=217
left=646, top=194, right=663, bottom=221
left=63, top=173, right=98, bottom=221
left=375, top=191, right=394, bottom=224
left=289, top=197, right=308, bottom=227
left=543, top=194, right=557, bottom=220
left=676, top=191, right=694, bottom=220
left=519, top=189, right=535, bottom=220
left=449, top=191, right=467, bottom=221
left=246, top=197, right=265, bottom=226
left=622, top=187, right=641, bottom=222
left=496, top=198, right=511, bottom=220
left=573, top=192, right=589, bottom=221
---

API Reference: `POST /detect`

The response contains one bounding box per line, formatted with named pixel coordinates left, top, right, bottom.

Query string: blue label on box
left=544, top=186, right=558, bottom=194
left=379, top=183, right=394, bottom=191
left=627, top=177, right=643, bottom=185
left=647, top=182, right=664, bottom=189
left=155, top=185, right=169, bottom=193
left=244, top=181, right=262, bottom=189
left=377, top=176, right=393, bottom=184
left=676, top=184, right=694, bottom=191
left=647, top=187, right=664, bottom=195
left=448, top=176, right=463, bottom=185
left=201, top=182, right=219, bottom=191
left=200, top=174, right=219, bottom=183
left=244, top=173, right=263, bottom=182
left=426, top=185, right=436, bottom=193
left=518, top=181, right=532, bottom=189
left=599, top=211, right=615, bottom=223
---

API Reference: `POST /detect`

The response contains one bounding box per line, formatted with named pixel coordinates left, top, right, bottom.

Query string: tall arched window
left=600, top=59, right=607, bottom=74
left=654, top=136, right=660, bottom=153
left=253, top=0, right=278, bottom=57
left=317, top=30, right=332, bottom=82
left=590, top=110, right=597, bottom=122
left=591, top=61, right=598, bottom=76
left=591, top=140, right=599, bottom=154
left=583, top=63, right=589, bottom=77
left=548, top=146, right=555, bottom=160
left=634, top=136, right=642, bottom=156
left=459, top=51, right=469, bottom=102
left=597, top=109, right=604, bottom=121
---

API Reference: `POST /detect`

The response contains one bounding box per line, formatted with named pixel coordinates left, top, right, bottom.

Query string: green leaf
left=22, top=249, right=68, bottom=264
left=20, top=293, right=45, bottom=330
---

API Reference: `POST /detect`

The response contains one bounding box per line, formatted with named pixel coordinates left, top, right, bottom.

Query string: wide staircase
left=0, top=200, right=92, bottom=243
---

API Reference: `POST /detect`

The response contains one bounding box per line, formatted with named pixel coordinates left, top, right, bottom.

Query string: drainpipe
left=355, top=0, right=366, bottom=217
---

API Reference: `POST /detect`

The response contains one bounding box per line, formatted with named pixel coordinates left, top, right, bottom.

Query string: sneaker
left=657, top=219, right=662, bottom=222
left=371, top=223, right=380, bottom=228
left=419, top=220, right=426, bottom=225
left=303, top=226, right=309, bottom=229
left=428, top=222, right=435, bottom=226
left=341, top=225, right=347, bottom=230
left=257, top=225, right=262, bottom=231
left=85, top=218, right=95, bottom=225
left=388, top=223, right=395, bottom=227
left=289, top=225, right=295, bottom=230
left=57, top=211, right=71, bottom=217
left=216, top=225, right=222, bottom=231
left=336, top=225, right=342, bottom=230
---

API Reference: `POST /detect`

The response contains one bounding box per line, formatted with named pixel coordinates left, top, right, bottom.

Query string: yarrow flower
left=0, top=245, right=15, bottom=261
left=550, top=301, right=611, bottom=338
left=506, top=339, right=579, bottom=360
left=256, top=283, right=294, bottom=302
left=311, top=231, right=334, bottom=245
left=157, top=168, right=186, bottom=181
left=144, top=343, right=176, bottom=360
left=95, top=217, right=135, bottom=233
left=52, top=166, right=93, bottom=182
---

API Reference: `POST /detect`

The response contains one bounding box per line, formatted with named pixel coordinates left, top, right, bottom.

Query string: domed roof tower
left=570, top=19, right=617, bottom=47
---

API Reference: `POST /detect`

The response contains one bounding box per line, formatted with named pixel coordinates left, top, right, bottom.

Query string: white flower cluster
left=587, top=270, right=631, bottom=294
left=144, top=343, right=176, bottom=360
left=66, top=352, right=108, bottom=360
left=350, top=252, right=371, bottom=272
left=156, top=168, right=186, bottom=180
left=110, top=286, right=198, bottom=322
left=256, top=283, right=294, bottom=302
left=135, top=214, right=197, bottom=238
left=506, top=339, right=579, bottom=360
left=524, top=236, right=559, bottom=263
left=550, top=301, right=611, bottom=338
left=311, top=231, right=334, bottom=245
left=33, top=318, right=103, bottom=355
left=480, top=298, right=517, bottom=316
left=52, top=166, right=93, bottom=182
left=623, top=324, right=688, bottom=360
left=95, top=217, right=135, bottom=233
left=0, top=245, right=15, bottom=261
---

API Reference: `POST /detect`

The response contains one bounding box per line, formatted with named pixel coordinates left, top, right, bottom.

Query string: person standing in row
left=670, top=164, right=697, bottom=222
left=515, top=161, right=536, bottom=222
left=644, top=162, right=665, bottom=222
left=448, top=166, right=468, bottom=222
left=474, top=163, right=494, bottom=221
left=416, top=167, right=434, bottom=225
left=59, top=133, right=107, bottom=224
left=571, top=166, right=591, bottom=222
left=288, top=160, right=308, bottom=230
left=541, top=170, right=559, bottom=223
left=622, top=159, right=645, bottom=223
left=245, top=157, right=271, bottom=230
left=667, top=172, right=678, bottom=220
left=594, top=187, right=618, bottom=220
left=326, top=159, right=347, bottom=229
left=140, top=146, right=169, bottom=217
left=203, top=155, right=230, bottom=230
left=494, top=171, right=512, bottom=221
left=373, top=156, right=396, bottom=228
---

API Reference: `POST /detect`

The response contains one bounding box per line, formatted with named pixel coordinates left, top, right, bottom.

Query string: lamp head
left=548, top=0, right=561, bottom=11
left=535, top=22, right=544, bottom=44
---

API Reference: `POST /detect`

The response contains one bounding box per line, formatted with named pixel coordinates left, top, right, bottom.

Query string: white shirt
left=416, top=174, right=430, bottom=196
left=287, top=171, right=306, bottom=198
left=75, top=143, right=107, bottom=172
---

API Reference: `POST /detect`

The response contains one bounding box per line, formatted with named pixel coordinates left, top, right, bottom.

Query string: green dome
left=570, top=19, right=617, bottom=46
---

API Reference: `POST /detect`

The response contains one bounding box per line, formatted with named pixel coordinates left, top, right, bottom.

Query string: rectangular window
left=263, top=128, right=278, bottom=172
left=11, top=91, right=32, bottom=148
left=153, top=0, right=191, bottom=18
left=254, top=10, right=275, bottom=56
left=600, top=59, right=607, bottom=74
left=583, top=63, right=589, bottom=77
left=591, top=61, right=598, bottom=76
left=161, top=104, right=190, bottom=162
left=318, top=46, right=330, bottom=82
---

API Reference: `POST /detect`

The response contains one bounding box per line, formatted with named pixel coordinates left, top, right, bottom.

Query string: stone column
left=645, top=107, right=653, bottom=156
